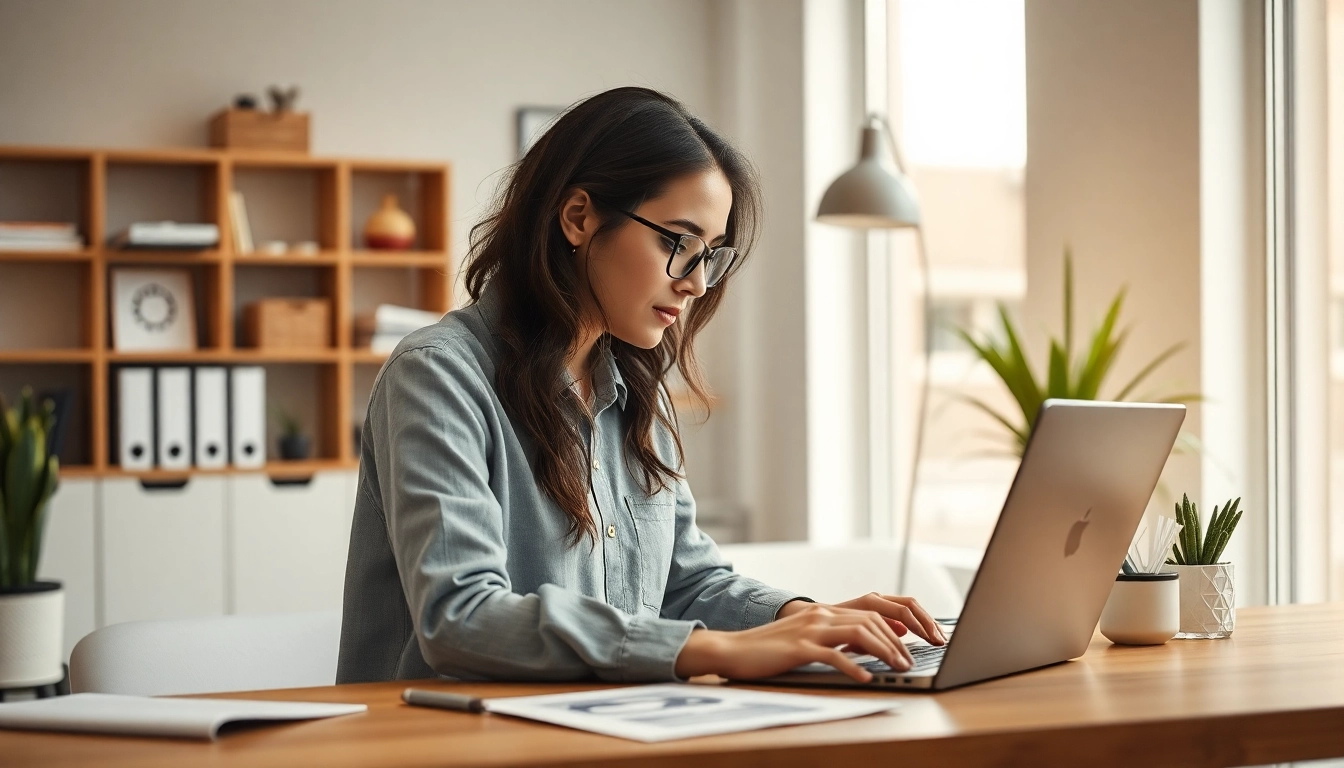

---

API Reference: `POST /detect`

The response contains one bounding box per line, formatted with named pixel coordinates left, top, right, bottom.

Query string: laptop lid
left=931, top=399, right=1185, bottom=690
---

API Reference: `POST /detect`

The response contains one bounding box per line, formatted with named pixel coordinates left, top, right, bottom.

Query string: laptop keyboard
left=861, top=644, right=947, bottom=673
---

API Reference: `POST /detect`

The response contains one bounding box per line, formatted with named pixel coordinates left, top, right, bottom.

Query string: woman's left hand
left=776, top=593, right=948, bottom=647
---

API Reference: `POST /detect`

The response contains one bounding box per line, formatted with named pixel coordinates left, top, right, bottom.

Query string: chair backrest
left=69, top=611, right=341, bottom=696
left=717, top=541, right=965, bottom=618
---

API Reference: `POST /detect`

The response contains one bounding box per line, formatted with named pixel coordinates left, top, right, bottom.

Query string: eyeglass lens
left=669, top=236, right=737, bottom=286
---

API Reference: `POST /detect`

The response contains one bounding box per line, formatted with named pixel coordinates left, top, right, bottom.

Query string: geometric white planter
left=1168, top=563, right=1235, bottom=639
left=0, top=581, right=65, bottom=688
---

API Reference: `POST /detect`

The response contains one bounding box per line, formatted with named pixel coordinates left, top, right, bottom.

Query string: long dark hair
left=463, top=86, right=762, bottom=544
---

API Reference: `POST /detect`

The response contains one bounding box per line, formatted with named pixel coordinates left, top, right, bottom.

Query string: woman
left=336, top=86, right=946, bottom=685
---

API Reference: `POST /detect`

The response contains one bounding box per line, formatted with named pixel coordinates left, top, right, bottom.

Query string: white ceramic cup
left=1099, top=572, right=1180, bottom=645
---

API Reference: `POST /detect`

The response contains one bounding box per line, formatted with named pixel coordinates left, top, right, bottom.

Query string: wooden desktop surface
left=3, top=602, right=1343, bottom=768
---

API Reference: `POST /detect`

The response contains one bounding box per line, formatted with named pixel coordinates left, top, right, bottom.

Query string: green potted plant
left=952, top=250, right=1200, bottom=454
left=0, top=387, right=65, bottom=688
left=274, top=406, right=311, bottom=461
left=1166, top=494, right=1243, bottom=639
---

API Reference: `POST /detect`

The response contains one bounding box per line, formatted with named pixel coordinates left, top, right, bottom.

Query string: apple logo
left=1064, top=507, right=1092, bottom=557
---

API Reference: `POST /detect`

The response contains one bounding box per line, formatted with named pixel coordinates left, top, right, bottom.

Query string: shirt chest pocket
left=624, top=493, right=677, bottom=613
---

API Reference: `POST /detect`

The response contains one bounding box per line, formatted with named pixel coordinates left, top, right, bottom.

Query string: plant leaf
left=1074, top=291, right=1127, bottom=400
left=1047, top=340, right=1070, bottom=400
left=995, top=304, right=1044, bottom=427
left=1112, top=341, right=1187, bottom=402
left=945, top=392, right=1030, bottom=449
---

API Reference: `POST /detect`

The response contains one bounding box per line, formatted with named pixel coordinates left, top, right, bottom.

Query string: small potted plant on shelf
left=0, top=387, right=65, bottom=690
left=1166, top=493, right=1243, bottom=639
left=274, top=407, right=312, bottom=461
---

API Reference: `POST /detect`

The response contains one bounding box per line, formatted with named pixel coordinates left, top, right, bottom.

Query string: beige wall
left=1024, top=0, right=1204, bottom=513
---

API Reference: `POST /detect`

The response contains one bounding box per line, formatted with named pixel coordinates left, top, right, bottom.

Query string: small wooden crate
left=209, top=108, right=310, bottom=153
left=243, top=298, right=330, bottom=349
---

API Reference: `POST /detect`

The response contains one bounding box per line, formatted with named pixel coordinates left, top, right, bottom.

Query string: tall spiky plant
left=1169, top=494, right=1242, bottom=566
left=0, top=388, right=61, bottom=587
left=952, top=250, right=1200, bottom=455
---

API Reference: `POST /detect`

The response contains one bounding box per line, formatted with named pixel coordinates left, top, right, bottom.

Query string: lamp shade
left=816, top=126, right=921, bottom=229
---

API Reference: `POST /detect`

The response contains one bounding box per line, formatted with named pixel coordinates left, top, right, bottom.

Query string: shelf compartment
left=350, top=167, right=448, bottom=252
left=233, top=263, right=338, bottom=352
left=0, top=362, right=94, bottom=467
left=0, top=261, right=94, bottom=350
left=104, top=158, right=222, bottom=250
left=0, top=154, right=94, bottom=251
left=231, top=163, right=341, bottom=252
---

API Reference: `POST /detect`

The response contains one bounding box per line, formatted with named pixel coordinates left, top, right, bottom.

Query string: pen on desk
left=402, top=688, right=488, bottom=714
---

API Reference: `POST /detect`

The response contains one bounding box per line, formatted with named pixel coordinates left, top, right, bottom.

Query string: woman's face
left=568, top=168, right=734, bottom=350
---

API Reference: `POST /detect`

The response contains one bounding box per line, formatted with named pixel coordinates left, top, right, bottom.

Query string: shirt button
left=592, top=459, right=601, bottom=472
left=606, top=525, right=616, bottom=538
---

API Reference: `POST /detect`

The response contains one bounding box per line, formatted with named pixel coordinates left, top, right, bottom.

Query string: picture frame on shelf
left=110, top=267, right=198, bottom=352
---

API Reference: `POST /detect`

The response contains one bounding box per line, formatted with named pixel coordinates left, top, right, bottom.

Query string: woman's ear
left=558, top=187, right=596, bottom=249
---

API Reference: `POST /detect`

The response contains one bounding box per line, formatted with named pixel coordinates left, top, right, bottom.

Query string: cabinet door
left=229, top=471, right=356, bottom=615
left=100, top=477, right=227, bottom=625
left=37, top=478, right=97, bottom=658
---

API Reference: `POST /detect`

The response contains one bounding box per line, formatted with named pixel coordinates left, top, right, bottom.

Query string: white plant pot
left=0, top=581, right=65, bottom=688
left=1167, top=563, right=1235, bottom=639
left=1100, top=572, right=1180, bottom=645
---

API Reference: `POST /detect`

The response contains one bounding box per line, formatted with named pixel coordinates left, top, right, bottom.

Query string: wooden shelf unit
left=0, top=144, right=452, bottom=477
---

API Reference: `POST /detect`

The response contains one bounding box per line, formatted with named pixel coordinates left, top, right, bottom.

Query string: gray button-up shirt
left=337, top=286, right=801, bottom=684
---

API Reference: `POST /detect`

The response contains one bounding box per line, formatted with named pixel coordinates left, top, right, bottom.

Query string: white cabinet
left=37, top=478, right=97, bottom=659
left=228, top=471, right=356, bottom=615
left=100, top=477, right=227, bottom=625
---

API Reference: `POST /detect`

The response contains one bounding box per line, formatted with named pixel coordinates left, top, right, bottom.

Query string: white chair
left=69, top=611, right=342, bottom=696
left=717, top=541, right=966, bottom=619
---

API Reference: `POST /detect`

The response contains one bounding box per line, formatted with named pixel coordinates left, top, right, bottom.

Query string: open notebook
left=0, top=693, right=366, bottom=740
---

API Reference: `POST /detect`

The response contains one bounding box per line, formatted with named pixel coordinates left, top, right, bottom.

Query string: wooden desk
left=4, top=603, right=1344, bottom=768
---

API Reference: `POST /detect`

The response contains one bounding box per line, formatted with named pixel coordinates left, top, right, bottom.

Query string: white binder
left=230, top=366, right=266, bottom=468
left=117, top=368, right=154, bottom=470
left=193, top=367, right=228, bottom=469
left=155, top=367, right=192, bottom=470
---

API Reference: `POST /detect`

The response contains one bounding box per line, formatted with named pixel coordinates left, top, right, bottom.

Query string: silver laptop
left=752, top=399, right=1186, bottom=692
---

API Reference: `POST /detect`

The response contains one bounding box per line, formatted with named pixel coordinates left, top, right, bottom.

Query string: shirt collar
left=472, top=281, right=629, bottom=412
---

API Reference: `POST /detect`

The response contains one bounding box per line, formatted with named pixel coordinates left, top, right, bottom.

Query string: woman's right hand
left=674, top=605, right=913, bottom=682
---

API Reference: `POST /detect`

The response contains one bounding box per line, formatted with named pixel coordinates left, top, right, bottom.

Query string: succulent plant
left=1168, top=494, right=1242, bottom=566
left=0, top=387, right=61, bottom=587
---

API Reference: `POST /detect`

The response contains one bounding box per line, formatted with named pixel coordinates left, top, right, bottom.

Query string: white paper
left=0, top=693, right=366, bottom=740
left=482, top=684, right=899, bottom=743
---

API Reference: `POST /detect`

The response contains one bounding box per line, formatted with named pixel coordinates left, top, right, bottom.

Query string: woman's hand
left=778, top=593, right=948, bottom=648
left=674, top=602, right=921, bottom=683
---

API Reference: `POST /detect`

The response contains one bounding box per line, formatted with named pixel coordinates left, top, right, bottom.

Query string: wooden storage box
left=209, top=108, right=310, bottom=153
left=243, top=298, right=330, bottom=349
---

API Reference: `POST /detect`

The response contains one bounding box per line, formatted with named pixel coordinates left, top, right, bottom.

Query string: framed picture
left=111, top=268, right=197, bottom=351
left=516, top=106, right=564, bottom=159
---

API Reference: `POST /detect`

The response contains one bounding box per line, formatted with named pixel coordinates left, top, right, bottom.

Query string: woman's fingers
left=807, top=615, right=912, bottom=670
left=880, top=595, right=947, bottom=644
left=817, top=645, right=872, bottom=682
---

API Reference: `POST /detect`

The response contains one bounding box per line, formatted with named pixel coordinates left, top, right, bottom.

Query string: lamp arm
left=896, top=226, right=932, bottom=596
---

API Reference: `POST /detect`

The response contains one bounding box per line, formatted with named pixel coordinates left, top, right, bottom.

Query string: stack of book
left=355, top=304, right=443, bottom=353
left=0, top=221, right=83, bottom=250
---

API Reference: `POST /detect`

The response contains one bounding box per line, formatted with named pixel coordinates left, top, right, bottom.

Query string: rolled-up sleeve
left=371, top=345, right=701, bottom=681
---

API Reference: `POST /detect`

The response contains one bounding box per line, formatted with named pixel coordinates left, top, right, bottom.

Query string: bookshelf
left=0, top=144, right=452, bottom=479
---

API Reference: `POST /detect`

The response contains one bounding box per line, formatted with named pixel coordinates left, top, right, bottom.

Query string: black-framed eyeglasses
left=617, top=210, right=739, bottom=287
